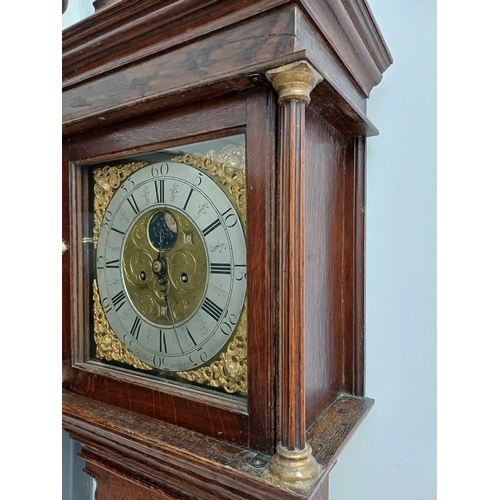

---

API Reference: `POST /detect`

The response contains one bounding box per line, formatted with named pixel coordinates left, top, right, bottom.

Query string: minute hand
left=152, top=230, right=179, bottom=338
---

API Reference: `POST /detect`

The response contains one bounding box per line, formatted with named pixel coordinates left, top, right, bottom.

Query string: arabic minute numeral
left=104, top=211, right=113, bottom=222
left=152, top=355, right=162, bottom=368
left=220, top=311, right=238, bottom=336
left=120, top=177, right=135, bottom=195
left=222, top=207, right=238, bottom=228
left=102, top=297, right=112, bottom=314
left=234, top=264, right=247, bottom=281
left=193, top=173, right=203, bottom=186
left=151, top=163, right=169, bottom=177
left=102, top=210, right=113, bottom=229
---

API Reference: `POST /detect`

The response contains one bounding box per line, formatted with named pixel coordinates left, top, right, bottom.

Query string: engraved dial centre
left=122, top=207, right=208, bottom=326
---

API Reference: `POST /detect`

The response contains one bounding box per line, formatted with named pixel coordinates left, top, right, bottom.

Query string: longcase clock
left=62, top=1, right=392, bottom=498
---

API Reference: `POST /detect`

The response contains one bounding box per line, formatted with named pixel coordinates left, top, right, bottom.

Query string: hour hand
left=152, top=255, right=178, bottom=332
left=152, top=257, right=168, bottom=296
left=152, top=257, right=166, bottom=278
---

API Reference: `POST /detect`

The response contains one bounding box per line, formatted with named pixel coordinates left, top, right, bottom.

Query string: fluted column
left=265, top=60, right=323, bottom=492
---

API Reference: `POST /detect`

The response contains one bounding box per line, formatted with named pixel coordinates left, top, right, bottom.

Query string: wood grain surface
left=63, top=0, right=391, bottom=97
left=62, top=1, right=390, bottom=137
left=68, top=95, right=247, bottom=165
left=245, top=89, right=278, bottom=453
left=62, top=140, right=72, bottom=387
left=303, top=107, right=343, bottom=428
left=277, top=98, right=307, bottom=451
left=63, top=0, right=392, bottom=497
left=63, top=390, right=372, bottom=499
left=64, top=91, right=277, bottom=452
left=341, top=137, right=367, bottom=396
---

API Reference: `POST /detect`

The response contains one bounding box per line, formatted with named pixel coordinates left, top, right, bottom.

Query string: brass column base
left=264, top=444, right=322, bottom=493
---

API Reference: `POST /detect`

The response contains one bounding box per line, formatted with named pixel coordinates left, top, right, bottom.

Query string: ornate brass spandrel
left=203, top=143, right=246, bottom=170
left=122, top=208, right=208, bottom=325
left=173, top=151, right=248, bottom=396
left=177, top=302, right=247, bottom=395
left=172, top=153, right=246, bottom=224
left=92, top=280, right=153, bottom=370
left=93, top=162, right=148, bottom=248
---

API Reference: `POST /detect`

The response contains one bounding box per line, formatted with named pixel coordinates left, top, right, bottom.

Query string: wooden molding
left=64, top=91, right=277, bottom=454
left=299, top=0, right=392, bottom=96
left=63, top=0, right=391, bottom=94
left=62, top=1, right=391, bottom=137
left=62, top=1, right=390, bottom=496
left=63, top=390, right=373, bottom=499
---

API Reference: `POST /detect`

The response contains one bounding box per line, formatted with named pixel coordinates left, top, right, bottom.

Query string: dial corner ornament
left=177, top=302, right=248, bottom=395
left=92, top=154, right=247, bottom=396
left=172, top=153, right=246, bottom=225
left=93, top=279, right=153, bottom=371
left=93, top=162, right=148, bottom=248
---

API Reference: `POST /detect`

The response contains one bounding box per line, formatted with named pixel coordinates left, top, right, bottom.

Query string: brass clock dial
left=121, top=207, right=208, bottom=326
left=94, top=159, right=247, bottom=374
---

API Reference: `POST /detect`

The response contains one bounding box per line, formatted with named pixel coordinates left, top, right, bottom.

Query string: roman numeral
left=210, top=263, right=231, bottom=275
left=154, top=180, right=165, bottom=204
left=186, top=327, right=197, bottom=346
left=183, top=188, right=193, bottom=210
left=202, top=218, right=222, bottom=237
left=127, top=194, right=140, bottom=215
left=106, top=259, right=120, bottom=269
left=201, top=297, right=223, bottom=322
left=111, top=227, right=125, bottom=236
left=130, top=317, right=142, bottom=340
left=111, top=290, right=126, bottom=311
left=102, top=298, right=112, bottom=314
left=159, top=330, right=167, bottom=353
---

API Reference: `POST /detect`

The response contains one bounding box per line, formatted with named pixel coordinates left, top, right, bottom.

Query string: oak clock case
left=85, top=136, right=248, bottom=397
left=63, top=1, right=392, bottom=498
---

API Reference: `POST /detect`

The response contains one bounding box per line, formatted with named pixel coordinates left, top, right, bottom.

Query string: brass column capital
left=265, top=60, right=323, bottom=105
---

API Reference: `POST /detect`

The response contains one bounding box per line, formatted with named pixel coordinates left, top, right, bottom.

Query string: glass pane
left=84, top=133, right=248, bottom=398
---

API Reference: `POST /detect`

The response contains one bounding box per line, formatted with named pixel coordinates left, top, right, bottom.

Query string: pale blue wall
left=328, top=1, right=437, bottom=498
left=63, top=1, right=437, bottom=498
left=62, top=431, right=94, bottom=500
left=63, top=10, right=96, bottom=500
left=62, top=0, right=93, bottom=29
